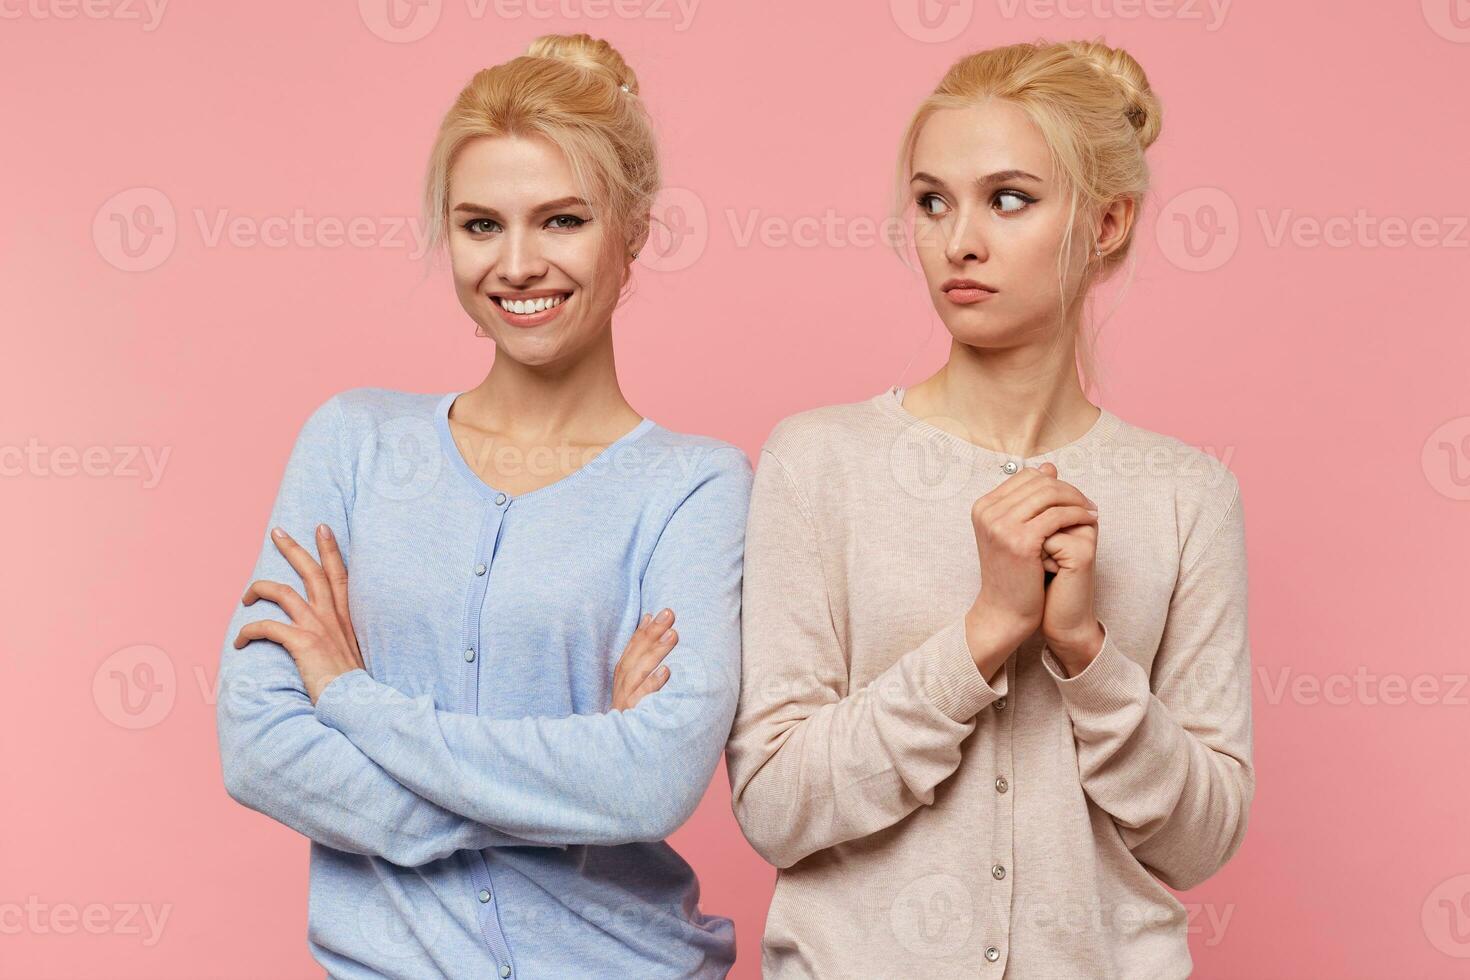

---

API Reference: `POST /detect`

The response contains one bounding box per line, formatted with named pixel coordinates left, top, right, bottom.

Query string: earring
left=631, top=250, right=640, bottom=259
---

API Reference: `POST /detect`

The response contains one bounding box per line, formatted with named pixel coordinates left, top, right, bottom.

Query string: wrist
left=964, top=604, right=1031, bottom=681
left=1046, top=621, right=1105, bottom=672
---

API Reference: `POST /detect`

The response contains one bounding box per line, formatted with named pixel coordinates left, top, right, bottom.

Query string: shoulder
left=750, top=392, right=901, bottom=512
left=640, top=425, right=753, bottom=492
left=1105, top=411, right=1243, bottom=566
left=324, top=386, right=440, bottom=432
left=761, top=395, right=884, bottom=462
left=289, top=387, right=442, bottom=458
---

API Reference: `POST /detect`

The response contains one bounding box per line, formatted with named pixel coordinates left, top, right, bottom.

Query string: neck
left=905, top=333, right=1099, bottom=459
left=456, top=327, right=640, bottom=443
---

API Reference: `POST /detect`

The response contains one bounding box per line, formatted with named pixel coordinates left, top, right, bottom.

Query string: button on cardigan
left=217, top=387, right=751, bottom=979
left=725, top=386, right=1253, bottom=979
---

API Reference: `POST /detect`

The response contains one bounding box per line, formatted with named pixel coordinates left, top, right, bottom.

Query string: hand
left=1036, top=463, right=1106, bottom=676
left=233, top=524, right=366, bottom=704
left=611, top=609, right=677, bottom=711
left=967, top=462, right=1098, bottom=673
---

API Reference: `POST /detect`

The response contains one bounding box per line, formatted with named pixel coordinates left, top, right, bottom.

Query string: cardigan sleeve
left=1040, top=477, right=1254, bottom=890
left=312, top=445, right=752, bottom=846
left=724, top=448, right=1008, bottom=870
left=217, top=395, right=557, bottom=867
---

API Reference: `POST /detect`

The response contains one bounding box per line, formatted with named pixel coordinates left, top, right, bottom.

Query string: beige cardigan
left=725, top=386, right=1253, bottom=979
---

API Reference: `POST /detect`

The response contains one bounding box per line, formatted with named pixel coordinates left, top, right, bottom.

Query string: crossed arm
left=217, top=396, right=752, bottom=862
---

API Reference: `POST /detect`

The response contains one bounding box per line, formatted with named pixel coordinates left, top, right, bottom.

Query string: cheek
left=914, top=234, right=950, bottom=285
left=448, top=240, right=493, bottom=288
left=546, top=232, right=607, bottom=284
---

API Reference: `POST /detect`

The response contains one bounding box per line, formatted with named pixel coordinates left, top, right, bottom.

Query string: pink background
left=4, top=1, right=1469, bottom=976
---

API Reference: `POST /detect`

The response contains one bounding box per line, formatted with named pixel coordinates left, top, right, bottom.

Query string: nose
left=496, top=226, right=548, bottom=286
left=942, top=206, right=988, bottom=266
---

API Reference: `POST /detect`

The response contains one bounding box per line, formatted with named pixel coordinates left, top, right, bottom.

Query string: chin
left=494, top=334, right=566, bottom=366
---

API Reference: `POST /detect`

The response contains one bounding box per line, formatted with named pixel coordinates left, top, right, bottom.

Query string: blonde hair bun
left=1063, top=39, right=1161, bottom=149
left=526, top=33, right=639, bottom=96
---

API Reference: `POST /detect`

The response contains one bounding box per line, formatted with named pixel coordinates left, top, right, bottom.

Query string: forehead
left=448, top=134, right=581, bottom=207
left=911, top=101, right=1053, bottom=184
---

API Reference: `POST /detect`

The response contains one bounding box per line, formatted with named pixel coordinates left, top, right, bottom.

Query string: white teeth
left=497, top=294, right=567, bottom=314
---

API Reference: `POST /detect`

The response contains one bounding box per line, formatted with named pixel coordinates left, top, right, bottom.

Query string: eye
left=994, top=190, right=1035, bottom=214
left=547, top=214, right=588, bottom=230
left=463, top=218, right=499, bottom=235
left=915, top=192, right=948, bottom=217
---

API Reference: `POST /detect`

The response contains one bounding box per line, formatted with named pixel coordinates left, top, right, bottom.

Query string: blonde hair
left=421, top=33, right=659, bottom=290
left=895, top=38, right=1162, bottom=395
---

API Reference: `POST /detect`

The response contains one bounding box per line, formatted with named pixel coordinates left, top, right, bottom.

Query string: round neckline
left=434, top=391, right=658, bottom=504
left=873, top=384, right=1120, bottom=465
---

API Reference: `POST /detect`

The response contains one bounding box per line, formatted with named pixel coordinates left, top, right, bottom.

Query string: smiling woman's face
left=447, top=134, right=626, bottom=367
left=909, top=101, right=1091, bottom=349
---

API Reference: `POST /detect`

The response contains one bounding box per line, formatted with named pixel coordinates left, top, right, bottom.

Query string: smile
left=490, top=291, right=571, bottom=327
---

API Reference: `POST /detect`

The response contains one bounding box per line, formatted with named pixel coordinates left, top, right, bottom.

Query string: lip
left=941, top=278, right=998, bottom=306
left=488, top=289, right=572, bottom=328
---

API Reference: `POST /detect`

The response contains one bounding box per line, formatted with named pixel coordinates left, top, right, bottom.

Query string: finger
left=614, top=614, right=658, bottom=684
left=620, top=625, right=676, bottom=678
left=1002, top=479, right=1096, bottom=528
left=1030, top=505, right=1098, bottom=541
left=316, top=524, right=361, bottom=650
left=241, top=580, right=315, bottom=626
left=233, top=618, right=304, bottom=652
left=622, top=610, right=674, bottom=661
left=644, top=608, right=675, bottom=638
left=270, top=527, right=330, bottom=607
left=631, top=664, right=671, bottom=701
left=618, top=625, right=678, bottom=683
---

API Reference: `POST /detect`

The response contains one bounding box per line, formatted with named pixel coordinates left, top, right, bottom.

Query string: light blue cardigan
left=216, top=388, right=749, bottom=978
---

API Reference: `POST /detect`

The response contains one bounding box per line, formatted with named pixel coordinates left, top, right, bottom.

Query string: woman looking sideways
left=217, top=34, right=747, bottom=979
left=726, top=40, right=1252, bottom=979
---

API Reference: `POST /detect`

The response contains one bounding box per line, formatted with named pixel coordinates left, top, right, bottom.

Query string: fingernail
left=319, top=524, right=332, bottom=539
left=271, top=527, right=285, bottom=539
left=659, top=629, right=675, bottom=643
left=640, top=613, right=650, bottom=627
left=655, top=609, right=671, bottom=623
left=1087, top=508, right=1099, bottom=518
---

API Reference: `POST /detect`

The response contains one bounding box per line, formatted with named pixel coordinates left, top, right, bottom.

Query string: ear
left=1095, top=196, right=1136, bottom=254
left=618, top=213, right=653, bottom=291
left=628, top=211, right=652, bottom=259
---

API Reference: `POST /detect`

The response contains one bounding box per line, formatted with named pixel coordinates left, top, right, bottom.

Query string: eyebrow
left=910, top=169, right=1044, bottom=189
left=451, top=196, right=592, bottom=217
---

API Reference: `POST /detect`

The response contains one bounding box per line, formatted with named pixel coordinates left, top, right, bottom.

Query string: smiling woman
left=217, top=32, right=747, bottom=980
